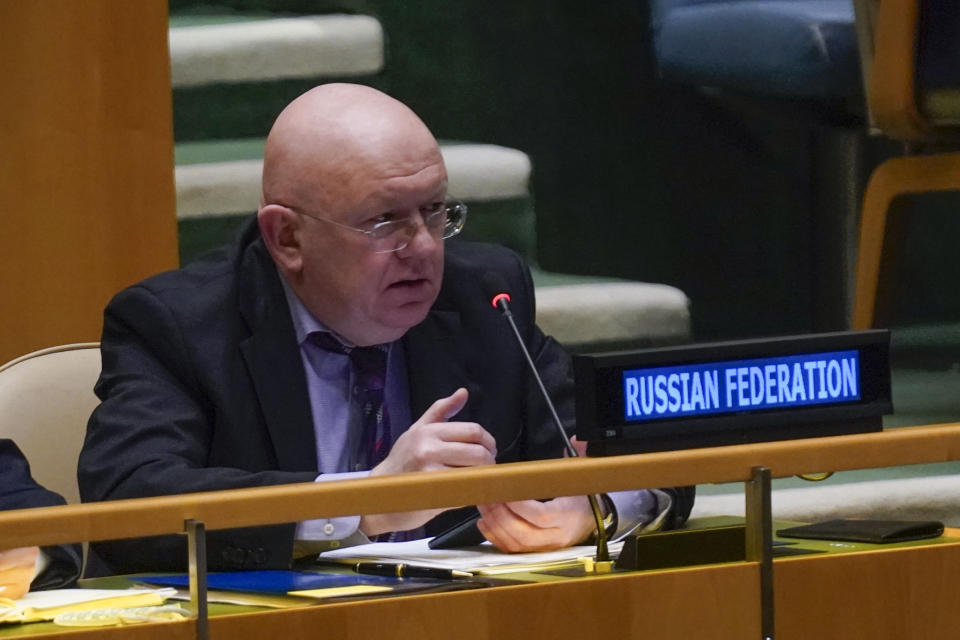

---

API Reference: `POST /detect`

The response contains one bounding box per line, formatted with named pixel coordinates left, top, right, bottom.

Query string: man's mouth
left=389, top=277, right=429, bottom=290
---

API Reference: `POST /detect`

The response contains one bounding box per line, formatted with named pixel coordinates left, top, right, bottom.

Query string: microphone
left=480, top=273, right=611, bottom=568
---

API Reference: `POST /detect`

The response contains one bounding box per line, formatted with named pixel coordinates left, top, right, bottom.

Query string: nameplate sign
left=623, top=350, right=861, bottom=422
left=575, top=331, right=891, bottom=455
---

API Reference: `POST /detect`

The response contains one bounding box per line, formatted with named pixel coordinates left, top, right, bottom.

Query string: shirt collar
left=277, top=267, right=379, bottom=351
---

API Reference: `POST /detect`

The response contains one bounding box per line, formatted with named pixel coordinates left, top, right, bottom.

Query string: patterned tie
left=307, top=332, right=417, bottom=542
left=307, top=332, right=391, bottom=471
left=348, top=344, right=391, bottom=470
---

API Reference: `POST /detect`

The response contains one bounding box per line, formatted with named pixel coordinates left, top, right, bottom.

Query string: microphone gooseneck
left=481, top=273, right=610, bottom=565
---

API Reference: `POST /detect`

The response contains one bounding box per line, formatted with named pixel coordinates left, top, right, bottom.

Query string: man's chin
left=389, top=301, right=433, bottom=329
left=346, top=303, right=430, bottom=346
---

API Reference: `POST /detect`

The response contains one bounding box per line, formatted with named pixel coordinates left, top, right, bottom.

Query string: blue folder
left=144, top=570, right=405, bottom=594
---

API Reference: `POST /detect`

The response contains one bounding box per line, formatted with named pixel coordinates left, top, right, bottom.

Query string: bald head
left=261, top=84, right=444, bottom=211
left=256, top=84, right=449, bottom=346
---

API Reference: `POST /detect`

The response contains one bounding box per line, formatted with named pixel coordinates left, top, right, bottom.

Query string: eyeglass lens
left=372, top=204, right=464, bottom=253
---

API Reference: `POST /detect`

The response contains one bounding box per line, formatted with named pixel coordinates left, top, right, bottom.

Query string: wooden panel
left=201, top=563, right=759, bottom=640
left=0, top=563, right=760, bottom=640
left=776, top=542, right=960, bottom=639
left=0, top=0, right=177, bottom=363
left=12, top=624, right=198, bottom=640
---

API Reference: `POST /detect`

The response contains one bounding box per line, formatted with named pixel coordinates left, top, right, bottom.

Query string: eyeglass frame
left=282, top=199, right=467, bottom=254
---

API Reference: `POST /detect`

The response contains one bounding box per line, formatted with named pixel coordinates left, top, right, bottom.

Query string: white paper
left=11, top=588, right=176, bottom=612
left=318, top=538, right=622, bottom=574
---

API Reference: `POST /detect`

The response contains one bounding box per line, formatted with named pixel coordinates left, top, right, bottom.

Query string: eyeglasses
left=291, top=199, right=467, bottom=253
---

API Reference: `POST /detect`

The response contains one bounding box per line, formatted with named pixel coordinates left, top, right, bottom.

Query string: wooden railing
left=3, top=423, right=960, bottom=550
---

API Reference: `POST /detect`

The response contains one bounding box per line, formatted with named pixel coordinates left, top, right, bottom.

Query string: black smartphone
left=428, top=514, right=485, bottom=549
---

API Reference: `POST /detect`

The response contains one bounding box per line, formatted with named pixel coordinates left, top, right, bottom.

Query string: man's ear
left=258, top=204, right=304, bottom=273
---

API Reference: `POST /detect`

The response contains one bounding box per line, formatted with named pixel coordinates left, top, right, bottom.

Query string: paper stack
left=0, top=588, right=176, bottom=624
left=319, top=538, right=623, bottom=575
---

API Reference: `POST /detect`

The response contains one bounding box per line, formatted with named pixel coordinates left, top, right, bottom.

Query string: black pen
left=353, top=562, right=472, bottom=580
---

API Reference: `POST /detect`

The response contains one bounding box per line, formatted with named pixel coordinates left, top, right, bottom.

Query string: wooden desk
left=4, top=424, right=960, bottom=639
left=221, top=538, right=960, bottom=639
left=7, top=536, right=960, bottom=640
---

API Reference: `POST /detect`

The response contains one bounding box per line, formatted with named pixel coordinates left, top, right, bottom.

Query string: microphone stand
left=492, top=294, right=611, bottom=568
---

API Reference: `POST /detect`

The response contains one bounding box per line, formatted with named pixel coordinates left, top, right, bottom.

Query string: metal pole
left=745, top=466, right=774, bottom=640
left=185, top=519, right=209, bottom=640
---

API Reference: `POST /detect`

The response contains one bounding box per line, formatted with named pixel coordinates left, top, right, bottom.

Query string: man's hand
left=473, top=436, right=596, bottom=552
left=361, top=388, right=497, bottom=535
left=0, top=546, right=39, bottom=600
left=476, top=496, right=597, bottom=552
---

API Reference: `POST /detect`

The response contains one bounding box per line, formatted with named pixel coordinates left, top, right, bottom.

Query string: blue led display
left=622, top=350, right=860, bottom=422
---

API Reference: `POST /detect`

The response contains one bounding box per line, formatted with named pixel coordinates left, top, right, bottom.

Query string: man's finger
left=506, top=497, right=593, bottom=530
left=477, top=504, right=525, bottom=551
left=478, top=503, right=554, bottom=552
left=500, top=499, right=556, bottom=528
left=433, top=441, right=497, bottom=468
left=431, top=422, right=497, bottom=456
left=418, top=387, right=469, bottom=424
left=568, top=436, right=588, bottom=457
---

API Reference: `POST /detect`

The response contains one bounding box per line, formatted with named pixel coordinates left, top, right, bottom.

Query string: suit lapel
left=236, top=232, right=318, bottom=473
left=403, top=308, right=480, bottom=423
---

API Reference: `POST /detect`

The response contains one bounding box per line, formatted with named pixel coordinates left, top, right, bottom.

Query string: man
left=1, top=439, right=81, bottom=597
left=79, top=84, right=692, bottom=574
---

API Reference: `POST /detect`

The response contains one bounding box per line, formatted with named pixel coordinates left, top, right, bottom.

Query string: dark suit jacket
left=79, top=219, right=692, bottom=574
left=0, top=439, right=82, bottom=589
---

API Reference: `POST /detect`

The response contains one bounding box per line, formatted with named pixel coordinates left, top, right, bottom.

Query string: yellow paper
left=289, top=585, right=392, bottom=598
left=196, top=589, right=316, bottom=609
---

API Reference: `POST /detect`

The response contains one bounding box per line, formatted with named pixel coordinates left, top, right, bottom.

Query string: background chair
left=0, top=343, right=101, bottom=505
left=851, top=0, right=960, bottom=330
left=650, top=0, right=862, bottom=101
left=676, top=0, right=960, bottom=522
left=648, top=0, right=866, bottom=330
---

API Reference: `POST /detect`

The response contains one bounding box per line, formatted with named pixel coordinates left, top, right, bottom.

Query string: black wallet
left=777, top=518, right=944, bottom=544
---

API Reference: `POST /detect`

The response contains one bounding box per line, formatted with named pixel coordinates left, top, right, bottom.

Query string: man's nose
left=397, top=215, right=439, bottom=256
